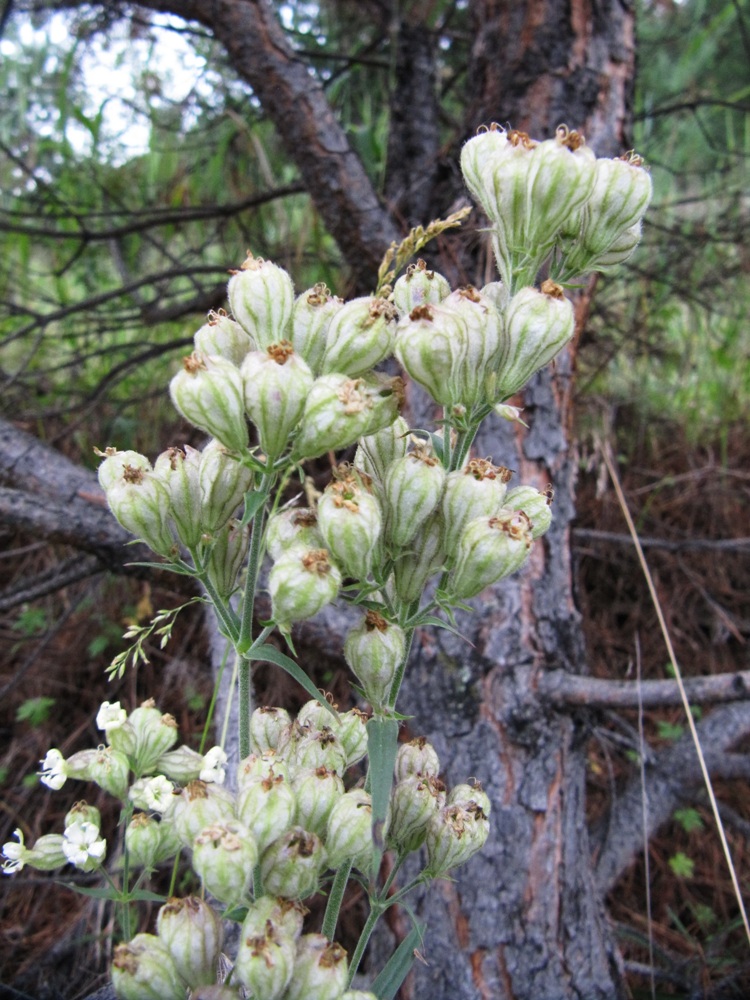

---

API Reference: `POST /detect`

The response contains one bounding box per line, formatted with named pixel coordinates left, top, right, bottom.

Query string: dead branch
left=594, top=700, right=750, bottom=893
left=540, top=669, right=750, bottom=709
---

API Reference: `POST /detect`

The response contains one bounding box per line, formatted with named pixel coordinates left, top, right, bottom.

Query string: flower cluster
left=7, top=123, right=651, bottom=999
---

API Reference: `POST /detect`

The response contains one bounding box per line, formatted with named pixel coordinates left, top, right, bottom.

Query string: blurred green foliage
left=582, top=0, right=749, bottom=439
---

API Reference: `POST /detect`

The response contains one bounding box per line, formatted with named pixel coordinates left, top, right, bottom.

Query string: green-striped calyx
left=169, top=352, right=248, bottom=453
left=320, top=295, right=397, bottom=377
left=241, top=340, right=313, bottom=460
left=228, top=252, right=294, bottom=348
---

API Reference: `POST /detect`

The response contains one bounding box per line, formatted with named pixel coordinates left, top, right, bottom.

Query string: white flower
left=200, top=746, right=228, bottom=785
left=96, top=700, right=127, bottom=732
left=143, top=775, right=175, bottom=814
left=493, top=403, right=529, bottom=428
left=39, top=749, right=67, bottom=790
left=62, top=821, right=106, bottom=869
left=2, top=829, right=26, bottom=874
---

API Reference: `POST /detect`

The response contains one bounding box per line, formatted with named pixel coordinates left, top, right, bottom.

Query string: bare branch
left=595, top=701, right=750, bottom=893
left=0, top=184, right=307, bottom=241
left=573, top=527, right=750, bottom=553
left=540, top=669, right=750, bottom=709
left=126, top=0, right=401, bottom=287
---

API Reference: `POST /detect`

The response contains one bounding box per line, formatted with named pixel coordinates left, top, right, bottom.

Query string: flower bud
left=260, top=827, right=326, bottom=899
left=384, top=446, right=445, bottom=549
left=128, top=703, right=179, bottom=776
left=152, top=445, right=203, bottom=549
left=235, top=905, right=296, bottom=1000
left=325, top=789, right=373, bottom=873
left=284, top=935, right=349, bottom=1000
left=423, top=800, right=490, bottom=877
left=441, top=286, right=506, bottom=406
left=292, top=728, right=347, bottom=777
left=169, top=352, right=248, bottom=453
left=290, top=283, right=344, bottom=374
left=105, top=467, right=176, bottom=558
left=194, top=309, right=254, bottom=365
left=242, top=894, right=306, bottom=942
left=336, top=708, right=369, bottom=768
left=354, top=415, right=409, bottom=486
left=503, top=484, right=553, bottom=539
left=97, top=448, right=151, bottom=493
left=156, top=895, right=223, bottom=987
left=270, top=547, right=341, bottom=627
left=320, top=296, right=397, bottom=377
left=2, top=829, right=67, bottom=874
left=191, top=988, right=241, bottom=1000
left=344, top=611, right=405, bottom=710
left=292, top=374, right=402, bottom=460
left=296, top=698, right=337, bottom=732
left=236, top=772, right=296, bottom=851
left=238, top=750, right=290, bottom=790
left=584, top=220, right=643, bottom=271
left=64, top=801, right=101, bottom=830
left=155, top=745, right=205, bottom=784
left=125, top=813, right=163, bottom=869
left=394, top=303, right=467, bottom=406
left=205, top=518, right=249, bottom=598
left=387, top=773, right=446, bottom=854
left=250, top=706, right=293, bottom=754
left=448, top=780, right=492, bottom=820
left=172, top=780, right=236, bottom=847
left=392, top=259, right=451, bottom=313
left=449, top=510, right=533, bottom=599
left=85, top=746, right=131, bottom=800
left=266, top=507, right=322, bottom=561
left=198, top=439, right=254, bottom=533
left=111, top=933, right=184, bottom=1000
left=442, top=459, right=512, bottom=555
left=228, top=253, right=294, bottom=347
left=241, top=342, right=313, bottom=459
left=291, top=767, right=345, bottom=838
left=395, top=737, right=441, bottom=782
left=392, top=511, right=445, bottom=603
left=317, top=471, right=382, bottom=580
left=495, top=282, right=574, bottom=400
left=192, top=820, right=257, bottom=904
left=572, top=153, right=652, bottom=264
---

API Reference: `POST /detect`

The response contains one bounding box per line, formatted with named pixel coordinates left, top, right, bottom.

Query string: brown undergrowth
left=576, top=418, right=750, bottom=997
left=1, top=419, right=748, bottom=998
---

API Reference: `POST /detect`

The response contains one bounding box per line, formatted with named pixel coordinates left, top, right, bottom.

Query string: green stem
left=198, top=573, right=241, bottom=644
left=238, top=655, right=253, bottom=760
left=387, top=604, right=418, bottom=709
left=347, top=901, right=385, bottom=986
left=322, top=858, right=353, bottom=940
left=238, top=474, right=273, bottom=653
left=236, top=474, right=275, bottom=759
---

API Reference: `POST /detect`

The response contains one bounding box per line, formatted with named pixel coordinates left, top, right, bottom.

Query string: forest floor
left=1, top=417, right=748, bottom=999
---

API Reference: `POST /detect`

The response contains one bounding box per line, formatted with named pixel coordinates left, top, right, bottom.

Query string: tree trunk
left=366, top=3, right=637, bottom=997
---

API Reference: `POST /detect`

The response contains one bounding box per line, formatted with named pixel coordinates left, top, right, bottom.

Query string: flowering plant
left=4, top=124, right=650, bottom=999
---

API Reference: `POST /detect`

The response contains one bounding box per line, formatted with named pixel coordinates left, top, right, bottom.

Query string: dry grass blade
left=600, top=437, right=750, bottom=948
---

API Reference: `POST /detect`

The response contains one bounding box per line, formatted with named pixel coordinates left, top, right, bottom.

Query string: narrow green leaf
left=367, top=717, right=399, bottom=879
left=239, top=489, right=268, bottom=528
left=57, top=883, right=121, bottom=900
left=371, top=922, right=424, bottom=1000
left=252, top=644, right=337, bottom=720
left=128, top=889, right=169, bottom=902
